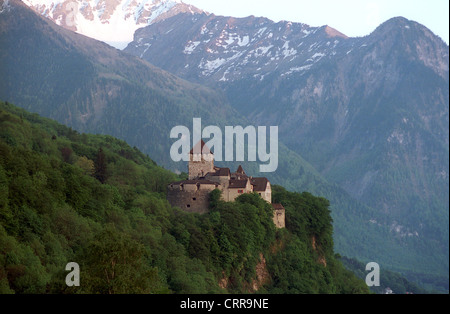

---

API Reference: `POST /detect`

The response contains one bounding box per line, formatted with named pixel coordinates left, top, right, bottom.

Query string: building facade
left=167, top=141, right=285, bottom=228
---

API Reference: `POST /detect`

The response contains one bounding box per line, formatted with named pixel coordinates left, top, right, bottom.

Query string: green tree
left=75, top=156, right=94, bottom=176
left=94, top=148, right=108, bottom=184
left=80, top=225, right=166, bottom=294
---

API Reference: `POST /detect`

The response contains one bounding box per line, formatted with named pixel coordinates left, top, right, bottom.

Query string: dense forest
left=0, top=101, right=370, bottom=294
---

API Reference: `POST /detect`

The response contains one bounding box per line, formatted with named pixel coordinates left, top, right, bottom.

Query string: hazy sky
left=182, top=0, right=449, bottom=44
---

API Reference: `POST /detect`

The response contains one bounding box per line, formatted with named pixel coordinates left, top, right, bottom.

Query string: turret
left=188, top=140, right=214, bottom=179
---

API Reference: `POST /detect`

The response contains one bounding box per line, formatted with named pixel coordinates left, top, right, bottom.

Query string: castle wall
left=188, top=154, right=214, bottom=179
left=227, top=180, right=253, bottom=202
left=261, top=183, right=272, bottom=203
left=169, top=145, right=285, bottom=227
left=273, top=209, right=286, bottom=229
left=207, top=175, right=233, bottom=201
left=167, top=188, right=213, bottom=214
left=206, top=175, right=229, bottom=189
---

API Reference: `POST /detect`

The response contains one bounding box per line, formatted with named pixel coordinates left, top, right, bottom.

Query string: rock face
left=22, top=0, right=205, bottom=48
left=251, top=253, right=271, bottom=292
left=125, top=12, right=351, bottom=82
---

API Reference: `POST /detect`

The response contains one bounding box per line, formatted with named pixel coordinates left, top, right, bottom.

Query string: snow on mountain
left=0, top=0, right=11, bottom=13
left=22, top=0, right=204, bottom=49
left=125, top=13, right=352, bottom=83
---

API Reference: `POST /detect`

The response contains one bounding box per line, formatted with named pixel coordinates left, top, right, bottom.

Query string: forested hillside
left=0, top=101, right=369, bottom=294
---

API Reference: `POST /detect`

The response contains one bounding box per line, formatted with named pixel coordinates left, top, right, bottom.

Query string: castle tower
left=189, top=140, right=214, bottom=179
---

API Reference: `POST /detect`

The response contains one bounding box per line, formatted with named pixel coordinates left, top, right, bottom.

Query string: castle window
left=238, top=190, right=244, bottom=194
left=186, top=204, right=191, bottom=208
left=193, top=198, right=197, bottom=201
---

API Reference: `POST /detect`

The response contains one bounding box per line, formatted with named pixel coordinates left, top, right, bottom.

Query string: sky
left=182, top=0, right=449, bottom=44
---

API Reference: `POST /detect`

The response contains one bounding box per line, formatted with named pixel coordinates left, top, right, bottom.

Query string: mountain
left=0, top=0, right=381, bottom=264
left=0, top=0, right=350, bottom=192
left=1, top=0, right=448, bottom=291
left=123, top=7, right=449, bottom=287
left=1, top=0, right=244, bottom=166
left=125, top=11, right=350, bottom=82
left=22, top=0, right=205, bottom=49
left=0, top=101, right=371, bottom=294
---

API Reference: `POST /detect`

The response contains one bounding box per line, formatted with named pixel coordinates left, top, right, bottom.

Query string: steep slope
left=22, top=0, right=205, bottom=49
left=124, top=10, right=449, bottom=283
left=125, top=12, right=350, bottom=83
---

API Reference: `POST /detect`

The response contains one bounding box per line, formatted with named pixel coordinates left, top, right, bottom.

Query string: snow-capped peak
left=0, top=0, right=12, bottom=14
left=21, top=0, right=203, bottom=49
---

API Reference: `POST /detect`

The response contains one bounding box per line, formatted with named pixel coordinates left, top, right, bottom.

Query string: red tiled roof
left=228, top=179, right=249, bottom=189
left=209, top=167, right=231, bottom=177
left=236, top=165, right=246, bottom=174
left=272, top=203, right=285, bottom=210
left=251, top=177, right=269, bottom=192
left=170, top=179, right=219, bottom=186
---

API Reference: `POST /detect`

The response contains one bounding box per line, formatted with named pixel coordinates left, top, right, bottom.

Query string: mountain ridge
left=2, top=0, right=448, bottom=290
left=22, top=0, right=207, bottom=49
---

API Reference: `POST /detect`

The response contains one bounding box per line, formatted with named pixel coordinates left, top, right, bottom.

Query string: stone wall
left=256, top=183, right=272, bottom=203
left=206, top=175, right=230, bottom=189
left=188, top=153, right=214, bottom=179
left=273, top=209, right=286, bottom=229
left=226, top=180, right=252, bottom=202
left=167, top=188, right=212, bottom=214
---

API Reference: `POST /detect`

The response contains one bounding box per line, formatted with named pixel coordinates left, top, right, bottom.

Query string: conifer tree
left=94, top=148, right=107, bottom=184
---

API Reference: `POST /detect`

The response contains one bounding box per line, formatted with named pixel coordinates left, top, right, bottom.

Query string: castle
left=167, top=141, right=285, bottom=228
